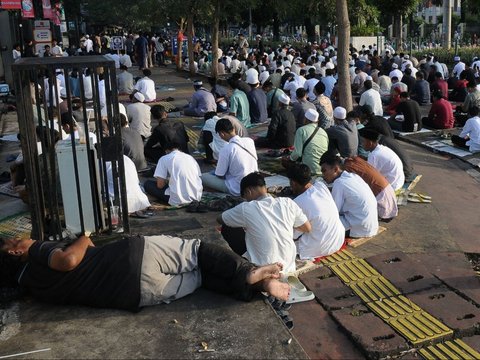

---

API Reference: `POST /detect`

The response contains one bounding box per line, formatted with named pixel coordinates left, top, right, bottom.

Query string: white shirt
left=12, top=49, right=21, bottom=61
left=453, top=62, right=466, bottom=79
left=203, top=116, right=227, bottom=159
left=230, top=59, right=241, bottom=73
left=459, top=116, right=480, bottom=153
left=222, top=195, right=308, bottom=273
left=284, top=79, right=299, bottom=103
left=52, top=45, right=63, bottom=57
left=259, top=70, right=270, bottom=85
left=329, top=171, right=379, bottom=238
left=85, top=39, right=93, bottom=53
left=389, top=69, right=403, bottom=81
left=294, top=184, right=345, bottom=259
left=120, top=54, right=132, bottom=68
left=304, top=77, right=319, bottom=101
left=107, top=155, right=150, bottom=213
left=359, top=88, right=383, bottom=116
left=82, top=75, right=93, bottom=99
left=368, top=144, right=405, bottom=191
left=134, top=77, right=156, bottom=102
left=215, top=135, right=258, bottom=196
left=154, top=150, right=203, bottom=206
left=127, top=102, right=152, bottom=138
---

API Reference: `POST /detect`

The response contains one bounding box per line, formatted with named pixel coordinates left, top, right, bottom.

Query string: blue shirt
left=322, top=76, right=336, bottom=98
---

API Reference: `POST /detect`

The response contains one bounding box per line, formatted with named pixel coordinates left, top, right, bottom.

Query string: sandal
left=277, top=309, right=294, bottom=330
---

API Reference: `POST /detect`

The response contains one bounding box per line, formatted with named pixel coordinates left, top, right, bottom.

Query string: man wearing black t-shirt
left=0, top=235, right=289, bottom=311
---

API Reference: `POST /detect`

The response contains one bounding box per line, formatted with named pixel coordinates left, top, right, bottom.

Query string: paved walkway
left=1, top=64, right=480, bottom=359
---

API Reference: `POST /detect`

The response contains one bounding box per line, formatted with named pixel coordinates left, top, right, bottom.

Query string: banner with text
left=21, top=0, right=34, bottom=18
left=42, top=0, right=53, bottom=19
left=1, top=0, right=21, bottom=9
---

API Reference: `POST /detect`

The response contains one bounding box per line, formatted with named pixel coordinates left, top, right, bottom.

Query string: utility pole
left=443, top=0, right=452, bottom=49
left=248, top=8, right=252, bottom=40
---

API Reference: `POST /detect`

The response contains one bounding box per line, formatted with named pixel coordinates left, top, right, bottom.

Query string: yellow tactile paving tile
left=419, top=339, right=480, bottom=360
left=320, top=249, right=357, bottom=265
left=349, top=276, right=401, bottom=302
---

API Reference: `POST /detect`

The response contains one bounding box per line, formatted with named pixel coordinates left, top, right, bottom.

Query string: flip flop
left=408, top=193, right=432, bottom=203
left=130, top=211, right=150, bottom=218
left=286, top=288, right=315, bottom=304
left=287, top=276, right=307, bottom=292
left=277, top=310, right=294, bottom=330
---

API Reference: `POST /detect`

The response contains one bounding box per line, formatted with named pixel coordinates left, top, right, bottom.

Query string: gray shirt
left=326, top=120, right=358, bottom=158
left=292, top=99, right=316, bottom=128
left=117, top=71, right=134, bottom=94
left=122, top=127, right=148, bottom=170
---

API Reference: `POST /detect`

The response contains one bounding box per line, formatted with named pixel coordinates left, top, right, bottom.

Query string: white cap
left=333, top=106, right=347, bottom=120
left=305, top=108, right=319, bottom=122
left=294, top=59, right=301, bottom=64
left=366, top=75, right=373, bottom=81
left=454, top=56, right=461, bottom=61
left=404, top=55, right=410, bottom=59
left=391, top=63, right=398, bottom=69
left=349, top=60, right=355, bottom=66
left=134, top=92, right=145, bottom=102
left=246, top=71, right=259, bottom=85
left=278, top=93, right=291, bottom=105
left=325, top=62, right=334, bottom=70
left=259, top=65, right=266, bottom=72
left=193, top=80, right=203, bottom=86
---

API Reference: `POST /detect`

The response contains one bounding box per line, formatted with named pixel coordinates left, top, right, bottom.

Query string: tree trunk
left=336, top=0, right=352, bottom=111
left=395, top=14, right=403, bottom=50
left=273, top=14, right=280, bottom=41
left=187, top=15, right=195, bottom=76
left=211, top=1, right=220, bottom=80
left=176, top=18, right=185, bottom=71
left=304, top=17, right=316, bottom=43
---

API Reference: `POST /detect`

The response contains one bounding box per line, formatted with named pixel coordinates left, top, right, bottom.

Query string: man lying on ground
left=0, top=234, right=290, bottom=311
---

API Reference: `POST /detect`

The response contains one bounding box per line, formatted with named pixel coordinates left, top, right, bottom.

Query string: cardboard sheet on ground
left=394, top=128, right=432, bottom=137
left=347, top=226, right=387, bottom=248
left=265, top=175, right=290, bottom=189
left=421, top=140, right=472, bottom=157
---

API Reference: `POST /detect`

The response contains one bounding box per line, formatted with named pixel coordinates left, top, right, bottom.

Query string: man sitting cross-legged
left=287, top=163, right=345, bottom=260
left=217, top=172, right=311, bottom=274
left=320, top=151, right=379, bottom=238
left=144, top=142, right=202, bottom=206
left=201, top=118, right=258, bottom=196
left=0, top=234, right=290, bottom=311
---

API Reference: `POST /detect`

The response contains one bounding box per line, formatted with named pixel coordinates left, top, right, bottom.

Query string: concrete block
left=331, top=305, right=410, bottom=359
left=290, top=300, right=364, bottom=359
left=409, top=288, right=480, bottom=337
left=366, top=251, right=442, bottom=294
left=300, top=268, right=362, bottom=310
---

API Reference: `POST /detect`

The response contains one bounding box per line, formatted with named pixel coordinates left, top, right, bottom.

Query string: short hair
left=469, top=106, right=479, bottom=117
left=120, top=113, right=128, bottom=127
left=416, top=72, right=424, bottom=79
left=296, top=87, right=307, bottom=98
left=314, top=81, right=325, bottom=95
left=325, top=69, right=334, bottom=76
left=262, top=80, right=273, bottom=89
left=467, top=81, right=477, bottom=89
left=404, top=68, right=412, bottom=75
left=240, top=172, right=266, bottom=196
left=286, top=163, right=311, bottom=186
left=204, top=111, right=217, bottom=121
left=61, top=113, right=75, bottom=126
left=142, top=69, right=152, bottom=77
left=214, top=118, right=234, bottom=133
left=400, top=91, right=409, bottom=99
left=150, top=105, right=166, bottom=118
left=320, top=151, right=342, bottom=167
left=164, top=141, right=182, bottom=150
left=435, top=72, right=443, bottom=78
left=391, top=76, right=399, bottom=82
left=432, top=89, right=444, bottom=99
left=228, top=78, right=239, bottom=89
left=364, top=80, right=373, bottom=90
left=120, top=64, right=128, bottom=70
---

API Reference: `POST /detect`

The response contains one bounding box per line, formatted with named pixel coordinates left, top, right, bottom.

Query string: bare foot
left=246, top=262, right=283, bottom=284
left=262, top=279, right=290, bottom=301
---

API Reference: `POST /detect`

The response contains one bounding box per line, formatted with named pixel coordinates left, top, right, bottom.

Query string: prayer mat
left=346, top=226, right=387, bottom=248
left=421, top=140, right=472, bottom=157
left=0, top=182, right=19, bottom=198
left=393, top=128, right=432, bottom=137
left=129, top=216, right=202, bottom=236
left=186, top=127, right=200, bottom=150
left=0, top=212, right=31, bottom=239
left=288, top=259, right=322, bottom=277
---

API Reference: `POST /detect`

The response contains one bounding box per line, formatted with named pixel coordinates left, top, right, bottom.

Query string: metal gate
left=12, top=56, right=129, bottom=241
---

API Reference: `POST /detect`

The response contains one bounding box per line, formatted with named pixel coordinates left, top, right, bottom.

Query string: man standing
left=127, top=92, right=151, bottom=139
left=134, top=33, right=148, bottom=70
left=217, top=172, right=311, bottom=273
left=144, top=142, right=202, bottom=206
left=320, top=152, right=379, bottom=238
left=184, top=80, right=217, bottom=118
left=145, top=105, right=190, bottom=162
left=287, top=164, right=345, bottom=259
left=133, top=69, right=156, bottom=102
left=287, top=109, right=329, bottom=176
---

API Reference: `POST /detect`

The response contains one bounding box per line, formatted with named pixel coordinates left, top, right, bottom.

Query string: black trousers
left=451, top=134, right=469, bottom=149
left=198, top=242, right=255, bottom=301
left=220, top=225, right=247, bottom=256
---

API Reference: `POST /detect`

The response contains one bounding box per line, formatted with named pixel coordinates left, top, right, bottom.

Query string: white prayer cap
left=333, top=106, right=347, bottom=120
left=454, top=56, right=461, bottom=61
left=133, top=92, right=145, bottom=102
left=193, top=80, right=203, bottom=86
left=259, top=65, right=266, bottom=72
left=366, top=75, right=373, bottom=81
left=349, top=60, right=355, bottom=65
left=246, top=71, right=259, bottom=85
left=404, top=54, right=410, bottom=59
left=325, top=62, right=334, bottom=69
left=278, top=93, right=291, bottom=105
left=294, top=59, right=301, bottom=64
left=391, top=63, right=398, bottom=69
left=305, top=108, right=319, bottom=122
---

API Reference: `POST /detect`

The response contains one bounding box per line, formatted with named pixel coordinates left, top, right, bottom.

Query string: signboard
left=34, top=29, right=52, bottom=42
left=34, top=20, right=50, bottom=29
left=0, top=0, right=21, bottom=9
left=42, top=0, right=53, bottom=19
left=35, top=42, right=51, bottom=55
left=111, top=36, right=124, bottom=50
left=60, top=21, right=67, bottom=33
left=21, top=0, right=34, bottom=17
